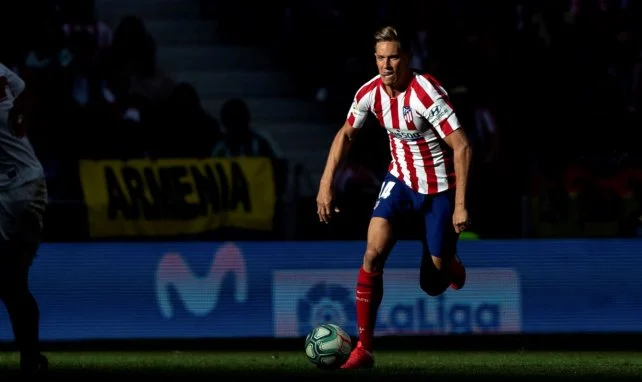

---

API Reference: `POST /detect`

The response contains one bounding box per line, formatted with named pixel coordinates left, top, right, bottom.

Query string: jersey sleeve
left=415, top=75, right=461, bottom=139
left=346, top=87, right=372, bottom=129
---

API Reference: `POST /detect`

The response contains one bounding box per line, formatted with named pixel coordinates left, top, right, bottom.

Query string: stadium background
left=0, top=0, right=641, bottom=365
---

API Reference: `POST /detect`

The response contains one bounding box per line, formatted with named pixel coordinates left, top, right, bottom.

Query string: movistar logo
left=155, top=242, right=248, bottom=319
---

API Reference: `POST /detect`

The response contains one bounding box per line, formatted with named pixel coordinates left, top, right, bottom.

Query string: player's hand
left=316, top=185, right=339, bottom=224
left=452, top=205, right=469, bottom=233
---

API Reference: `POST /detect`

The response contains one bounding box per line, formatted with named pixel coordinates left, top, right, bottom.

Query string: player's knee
left=363, top=247, right=385, bottom=273
left=432, top=255, right=456, bottom=272
left=431, top=256, right=445, bottom=271
left=363, top=218, right=394, bottom=273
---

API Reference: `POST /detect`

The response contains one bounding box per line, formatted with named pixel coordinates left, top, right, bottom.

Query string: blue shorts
left=372, top=173, right=458, bottom=258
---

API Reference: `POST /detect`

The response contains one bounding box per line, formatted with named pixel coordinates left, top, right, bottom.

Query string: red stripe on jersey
left=347, top=112, right=355, bottom=126
left=411, top=79, right=435, bottom=109
left=356, top=78, right=379, bottom=102
left=390, top=97, right=418, bottom=190
left=373, top=86, right=384, bottom=127
left=440, top=118, right=454, bottom=136
left=403, top=86, right=417, bottom=131
left=388, top=133, right=400, bottom=176
left=390, top=97, right=400, bottom=129
left=416, top=137, right=437, bottom=194
left=347, top=77, right=379, bottom=127
left=401, top=140, right=419, bottom=190
left=389, top=97, right=403, bottom=183
left=413, top=76, right=456, bottom=137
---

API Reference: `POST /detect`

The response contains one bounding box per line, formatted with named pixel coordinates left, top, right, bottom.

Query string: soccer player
left=0, top=63, right=48, bottom=375
left=316, top=26, right=472, bottom=369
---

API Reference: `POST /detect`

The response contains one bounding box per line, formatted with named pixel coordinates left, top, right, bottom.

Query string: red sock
left=355, top=267, right=383, bottom=351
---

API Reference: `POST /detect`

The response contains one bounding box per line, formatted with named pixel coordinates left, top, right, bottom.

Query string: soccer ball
left=304, top=323, right=352, bottom=369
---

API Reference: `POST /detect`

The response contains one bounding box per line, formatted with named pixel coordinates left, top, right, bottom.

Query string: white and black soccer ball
left=304, top=323, right=352, bottom=369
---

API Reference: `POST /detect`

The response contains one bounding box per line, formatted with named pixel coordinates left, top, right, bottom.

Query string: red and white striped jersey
left=347, top=72, right=461, bottom=195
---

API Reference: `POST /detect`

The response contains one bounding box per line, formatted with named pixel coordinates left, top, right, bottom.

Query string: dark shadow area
left=0, top=365, right=638, bottom=382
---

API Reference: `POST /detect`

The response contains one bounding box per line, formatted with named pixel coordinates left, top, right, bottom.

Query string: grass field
left=0, top=350, right=640, bottom=381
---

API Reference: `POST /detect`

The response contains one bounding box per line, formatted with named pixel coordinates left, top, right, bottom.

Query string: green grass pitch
left=0, top=350, right=640, bottom=381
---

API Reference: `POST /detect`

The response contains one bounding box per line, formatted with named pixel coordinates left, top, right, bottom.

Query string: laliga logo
left=155, top=242, right=248, bottom=319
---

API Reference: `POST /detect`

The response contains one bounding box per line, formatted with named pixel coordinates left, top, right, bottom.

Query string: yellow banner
left=79, top=158, right=276, bottom=237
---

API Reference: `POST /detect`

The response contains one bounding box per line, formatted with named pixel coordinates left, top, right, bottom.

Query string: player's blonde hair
left=373, top=25, right=412, bottom=53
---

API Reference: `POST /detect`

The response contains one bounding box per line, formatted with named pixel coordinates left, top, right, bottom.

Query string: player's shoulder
left=411, top=72, right=449, bottom=99
left=354, top=75, right=381, bottom=100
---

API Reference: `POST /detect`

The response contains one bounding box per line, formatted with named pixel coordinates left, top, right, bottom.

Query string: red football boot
left=341, top=341, right=374, bottom=369
left=449, top=254, right=466, bottom=290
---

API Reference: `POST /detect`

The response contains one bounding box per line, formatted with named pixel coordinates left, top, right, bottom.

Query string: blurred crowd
left=0, top=0, right=281, bottom=201
left=0, top=0, right=639, bottom=239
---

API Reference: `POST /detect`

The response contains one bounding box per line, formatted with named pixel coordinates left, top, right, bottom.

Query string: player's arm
left=416, top=75, right=472, bottom=209
left=317, top=93, right=370, bottom=223
left=317, top=121, right=360, bottom=223
left=437, top=112, right=472, bottom=233
left=426, top=98, right=472, bottom=209
left=319, top=122, right=359, bottom=190
left=444, top=129, right=472, bottom=208
left=418, top=75, right=473, bottom=232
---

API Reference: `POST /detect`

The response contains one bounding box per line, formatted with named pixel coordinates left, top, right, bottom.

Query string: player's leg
left=356, top=216, right=395, bottom=343
left=342, top=175, right=407, bottom=369
left=0, top=245, right=46, bottom=374
left=341, top=217, right=394, bottom=370
left=0, top=179, right=48, bottom=375
left=419, top=190, right=466, bottom=293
